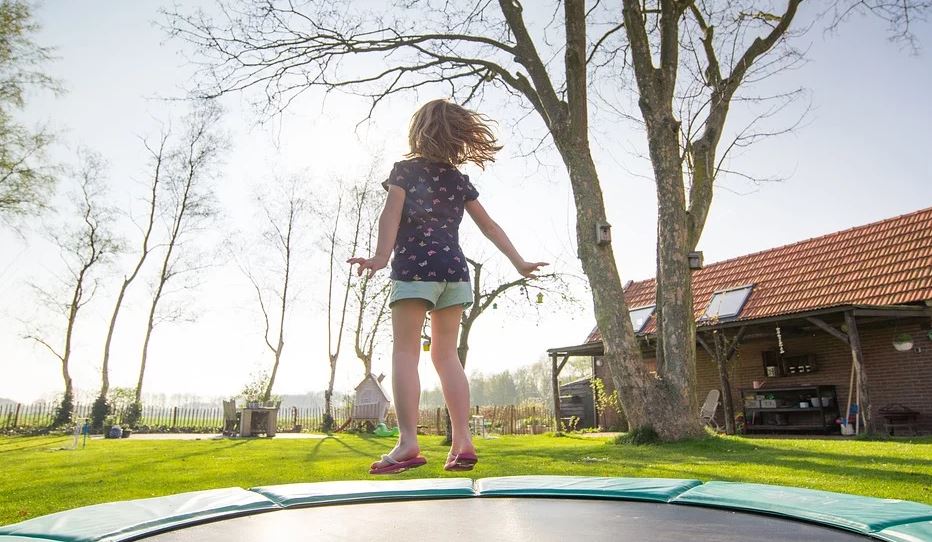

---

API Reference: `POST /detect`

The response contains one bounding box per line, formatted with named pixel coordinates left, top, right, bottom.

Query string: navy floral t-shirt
left=382, top=157, right=479, bottom=282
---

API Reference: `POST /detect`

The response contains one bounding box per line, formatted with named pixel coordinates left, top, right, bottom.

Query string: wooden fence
left=0, top=402, right=554, bottom=434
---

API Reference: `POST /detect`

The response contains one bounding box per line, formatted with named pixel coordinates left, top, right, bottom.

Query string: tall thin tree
left=26, top=151, right=119, bottom=426
left=322, top=185, right=364, bottom=430
left=244, top=179, right=307, bottom=402
left=93, top=133, right=168, bottom=429
left=350, top=182, right=392, bottom=377
left=134, top=104, right=223, bottom=406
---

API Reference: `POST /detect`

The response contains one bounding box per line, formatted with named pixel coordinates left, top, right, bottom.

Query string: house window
left=704, top=285, right=753, bottom=319
left=629, top=305, right=655, bottom=333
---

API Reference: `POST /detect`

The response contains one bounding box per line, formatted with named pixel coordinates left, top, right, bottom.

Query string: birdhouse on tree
left=352, top=373, right=391, bottom=426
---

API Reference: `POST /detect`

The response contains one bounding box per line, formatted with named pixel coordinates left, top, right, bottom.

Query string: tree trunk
left=715, top=355, right=736, bottom=435
left=324, top=354, right=338, bottom=431
left=135, top=295, right=159, bottom=404
left=263, top=349, right=283, bottom=402
left=99, top=284, right=132, bottom=399
left=53, top=273, right=85, bottom=426
left=649, top=120, right=700, bottom=434
left=560, top=0, right=702, bottom=440
left=559, top=145, right=701, bottom=440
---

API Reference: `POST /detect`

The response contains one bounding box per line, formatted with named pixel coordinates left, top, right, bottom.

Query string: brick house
left=548, top=207, right=932, bottom=434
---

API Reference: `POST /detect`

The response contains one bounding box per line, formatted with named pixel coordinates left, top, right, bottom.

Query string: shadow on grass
left=483, top=434, right=930, bottom=494
left=0, top=436, right=70, bottom=454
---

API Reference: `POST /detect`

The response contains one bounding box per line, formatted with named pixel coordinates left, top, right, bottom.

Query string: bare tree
left=167, top=0, right=928, bottom=439
left=134, top=104, right=224, bottom=406
left=435, top=257, right=576, bottom=442
left=26, top=151, right=119, bottom=426
left=459, top=258, right=577, bottom=366
left=94, top=133, right=168, bottom=428
left=322, top=185, right=364, bottom=431
left=349, top=183, right=392, bottom=377
left=244, top=178, right=308, bottom=403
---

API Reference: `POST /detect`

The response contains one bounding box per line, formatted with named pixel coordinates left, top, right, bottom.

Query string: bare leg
left=372, top=299, right=426, bottom=468
left=429, top=304, right=476, bottom=459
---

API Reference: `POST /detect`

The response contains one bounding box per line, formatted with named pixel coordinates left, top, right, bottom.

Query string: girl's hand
left=347, top=255, right=389, bottom=278
left=515, top=260, right=549, bottom=278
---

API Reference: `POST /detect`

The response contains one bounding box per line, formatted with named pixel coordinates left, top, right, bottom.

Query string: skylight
left=704, top=285, right=754, bottom=319
left=629, top=305, right=655, bottom=333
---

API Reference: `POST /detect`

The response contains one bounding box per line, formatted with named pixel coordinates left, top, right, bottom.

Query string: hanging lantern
left=536, top=292, right=544, bottom=304
left=422, top=338, right=431, bottom=352
left=492, top=302, right=498, bottom=310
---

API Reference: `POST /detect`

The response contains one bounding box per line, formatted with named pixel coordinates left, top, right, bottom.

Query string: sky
left=1, top=2, right=930, bottom=405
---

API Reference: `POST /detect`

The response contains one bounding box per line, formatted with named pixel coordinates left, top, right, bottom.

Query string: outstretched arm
left=347, top=186, right=405, bottom=277
left=465, top=199, right=547, bottom=278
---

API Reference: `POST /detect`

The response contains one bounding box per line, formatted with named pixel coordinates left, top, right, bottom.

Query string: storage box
left=744, top=399, right=761, bottom=408
left=760, top=399, right=777, bottom=409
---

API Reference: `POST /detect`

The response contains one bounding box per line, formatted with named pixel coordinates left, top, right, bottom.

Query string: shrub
left=91, top=396, right=111, bottom=432
left=51, top=394, right=74, bottom=428
left=123, top=402, right=143, bottom=428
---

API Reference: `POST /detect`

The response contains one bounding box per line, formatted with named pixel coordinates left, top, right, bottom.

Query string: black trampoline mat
left=143, top=497, right=871, bottom=541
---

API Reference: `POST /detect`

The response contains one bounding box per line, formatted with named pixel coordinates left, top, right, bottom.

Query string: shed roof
left=355, top=373, right=390, bottom=402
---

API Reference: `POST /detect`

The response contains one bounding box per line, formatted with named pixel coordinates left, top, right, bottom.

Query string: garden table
left=238, top=406, right=278, bottom=437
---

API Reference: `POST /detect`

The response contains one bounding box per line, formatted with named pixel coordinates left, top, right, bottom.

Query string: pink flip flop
left=369, top=453, right=427, bottom=475
left=443, top=452, right=478, bottom=471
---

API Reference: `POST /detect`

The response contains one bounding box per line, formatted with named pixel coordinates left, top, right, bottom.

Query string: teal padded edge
left=475, top=475, right=702, bottom=503
left=0, top=488, right=279, bottom=542
left=249, top=478, right=476, bottom=507
left=673, top=481, right=932, bottom=536
left=873, top=521, right=932, bottom=542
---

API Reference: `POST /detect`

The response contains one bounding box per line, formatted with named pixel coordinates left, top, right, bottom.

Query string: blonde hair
left=407, top=99, right=502, bottom=169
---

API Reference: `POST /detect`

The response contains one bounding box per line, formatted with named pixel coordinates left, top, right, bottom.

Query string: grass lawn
left=2, top=433, right=930, bottom=526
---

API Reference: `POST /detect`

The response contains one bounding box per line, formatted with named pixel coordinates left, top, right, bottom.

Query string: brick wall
left=593, top=318, right=932, bottom=434
left=695, top=320, right=932, bottom=434
left=859, top=322, right=931, bottom=433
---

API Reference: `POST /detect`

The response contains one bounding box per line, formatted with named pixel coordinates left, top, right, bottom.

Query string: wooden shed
left=559, top=378, right=597, bottom=430
left=352, top=373, right=391, bottom=426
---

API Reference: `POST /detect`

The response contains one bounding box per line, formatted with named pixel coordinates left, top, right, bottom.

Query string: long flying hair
left=406, top=99, right=502, bottom=169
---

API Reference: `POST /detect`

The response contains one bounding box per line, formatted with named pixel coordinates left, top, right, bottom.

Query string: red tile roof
left=587, top=206, right=932, bottom=341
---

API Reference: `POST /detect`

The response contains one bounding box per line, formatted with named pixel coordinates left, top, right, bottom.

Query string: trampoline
left=1, top=476, right=930, bottom=541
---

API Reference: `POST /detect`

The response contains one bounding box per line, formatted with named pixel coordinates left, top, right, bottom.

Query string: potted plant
left=893, top=333, right=913, bottom=352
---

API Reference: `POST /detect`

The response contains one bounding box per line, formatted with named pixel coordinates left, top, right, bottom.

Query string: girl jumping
left=348, top=99, right=546, bottom=474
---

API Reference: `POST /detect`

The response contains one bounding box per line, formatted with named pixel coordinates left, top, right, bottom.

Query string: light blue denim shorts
left=390, top=280, right=473, bottom=311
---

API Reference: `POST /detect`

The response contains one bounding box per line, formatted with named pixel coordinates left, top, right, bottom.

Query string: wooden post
left=844, top=311, right=873, bottom=432
left=171, top=406, right=178, bottom=428
left=551, top=353, right=561, bottom=432
left=12, top=404, right=21, bottom=428
left=435, top=407, right=441, bottom=435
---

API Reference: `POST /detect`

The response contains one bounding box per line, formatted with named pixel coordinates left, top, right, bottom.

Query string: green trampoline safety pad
left=475, top=475, right=701, bottom=502
left=875, top=520, right=932, bottom=542
left=673, top=481, right=932, bottom=537
left=250, top=477, right=475, bottom=507
left=0, top=488, right=278, bottom=542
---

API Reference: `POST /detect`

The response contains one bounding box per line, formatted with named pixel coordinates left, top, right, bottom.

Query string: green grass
left=2, top=433, right=930, bottom=526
